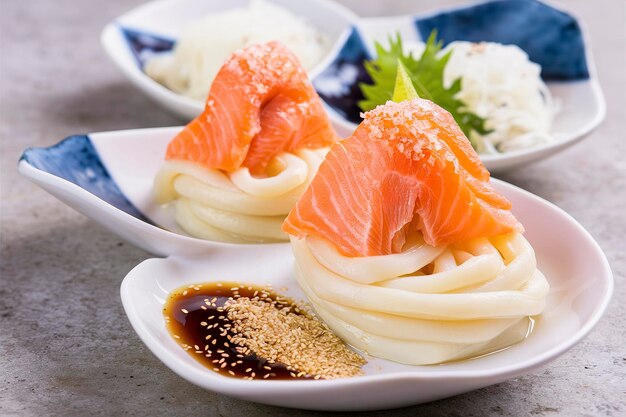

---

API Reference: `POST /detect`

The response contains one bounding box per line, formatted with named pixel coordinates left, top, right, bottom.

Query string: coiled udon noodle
left=291, top=232, right=549, bottom=365
left=154, top=148, right=329, bottom=243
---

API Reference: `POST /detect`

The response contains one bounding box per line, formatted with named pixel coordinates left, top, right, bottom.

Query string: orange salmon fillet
left=165, top=42, right=338, bottom=175
left=283, top=99, right=523, bottom=256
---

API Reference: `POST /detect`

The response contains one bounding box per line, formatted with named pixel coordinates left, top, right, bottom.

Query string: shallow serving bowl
left=100, top=0, right=358, bottom=120
left=102, top=0, right=605, bottom=173
left=120, top=179, right=613, bottom=411
left=19, top=127, right=254, bottom=256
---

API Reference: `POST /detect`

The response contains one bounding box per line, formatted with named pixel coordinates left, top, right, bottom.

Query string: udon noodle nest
left=155, top=148, right=329, bottom=243
left=292, top=232, right=549, bottom=365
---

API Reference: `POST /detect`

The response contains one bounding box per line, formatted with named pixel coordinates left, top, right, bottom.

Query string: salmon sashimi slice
left=165, top=42, right=338, bottom=175
left=283, top=99, right=523, bottom=257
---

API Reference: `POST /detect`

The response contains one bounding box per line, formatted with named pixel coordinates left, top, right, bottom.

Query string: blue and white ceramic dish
left=101, top=0, right=605, bottom=172
left=18, top=127, right=274, bottom=256
left=319, top=0, right=606, bottom=171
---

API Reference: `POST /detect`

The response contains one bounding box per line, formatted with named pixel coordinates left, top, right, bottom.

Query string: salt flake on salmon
left=283, top=98, right=523, bottom=257
left=154, top=42, right=338, bottom=243
left=165, top=41, right=338, bottom=176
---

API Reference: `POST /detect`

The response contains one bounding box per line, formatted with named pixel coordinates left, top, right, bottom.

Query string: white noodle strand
left=291, top=232, right=549, bottom=365
left=154, top=148, right=329, bottom=242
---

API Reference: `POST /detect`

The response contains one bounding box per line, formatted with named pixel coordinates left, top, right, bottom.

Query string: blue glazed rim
left=119, top=26, right=175, bottom=69
left=20, top=135, right=152, bottom=223
left=413, top=0, right=589, bottom=81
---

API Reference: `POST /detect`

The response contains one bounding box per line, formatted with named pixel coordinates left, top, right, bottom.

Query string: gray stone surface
left=1, top=0, right=624, bottom=415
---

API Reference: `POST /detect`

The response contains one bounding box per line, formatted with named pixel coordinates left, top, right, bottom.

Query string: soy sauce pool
left=163, top=282, right=313, bottom=380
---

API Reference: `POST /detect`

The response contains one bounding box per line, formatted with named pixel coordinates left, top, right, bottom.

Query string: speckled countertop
left=1, top=0, right=624, bottom=416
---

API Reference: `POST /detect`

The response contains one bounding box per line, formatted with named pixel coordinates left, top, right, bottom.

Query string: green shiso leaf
left=358, top=31, right=491, bottom=148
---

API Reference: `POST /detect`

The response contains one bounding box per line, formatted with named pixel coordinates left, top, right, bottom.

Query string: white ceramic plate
left=120, top=180, right=613, bottom=411
left=101, top=0, right=605, bottom=173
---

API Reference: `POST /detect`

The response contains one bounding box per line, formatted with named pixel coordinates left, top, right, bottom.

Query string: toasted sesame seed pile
left=226, top=296, right=365, bottom=379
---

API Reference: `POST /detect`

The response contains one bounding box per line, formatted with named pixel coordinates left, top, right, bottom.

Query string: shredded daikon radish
left=405, top=41, right=557, bottom=154
left=145, top=0, right=329, bottom=101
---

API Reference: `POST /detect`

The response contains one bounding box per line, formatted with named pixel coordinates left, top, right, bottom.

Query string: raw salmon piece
left=165, top=42, right=338, bottom=175
left=283, top=99, right=523, bottom=257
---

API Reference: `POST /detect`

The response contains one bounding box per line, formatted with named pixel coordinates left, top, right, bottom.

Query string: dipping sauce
left=163, top=282, right=365, bottom=380
left=163, top=282, right=309, bottom=380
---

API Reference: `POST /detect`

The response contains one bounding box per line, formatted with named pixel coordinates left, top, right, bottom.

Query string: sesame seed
left=226, top=294, right=365, bottom=380
left=166, top=281, right=365, bottom=381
